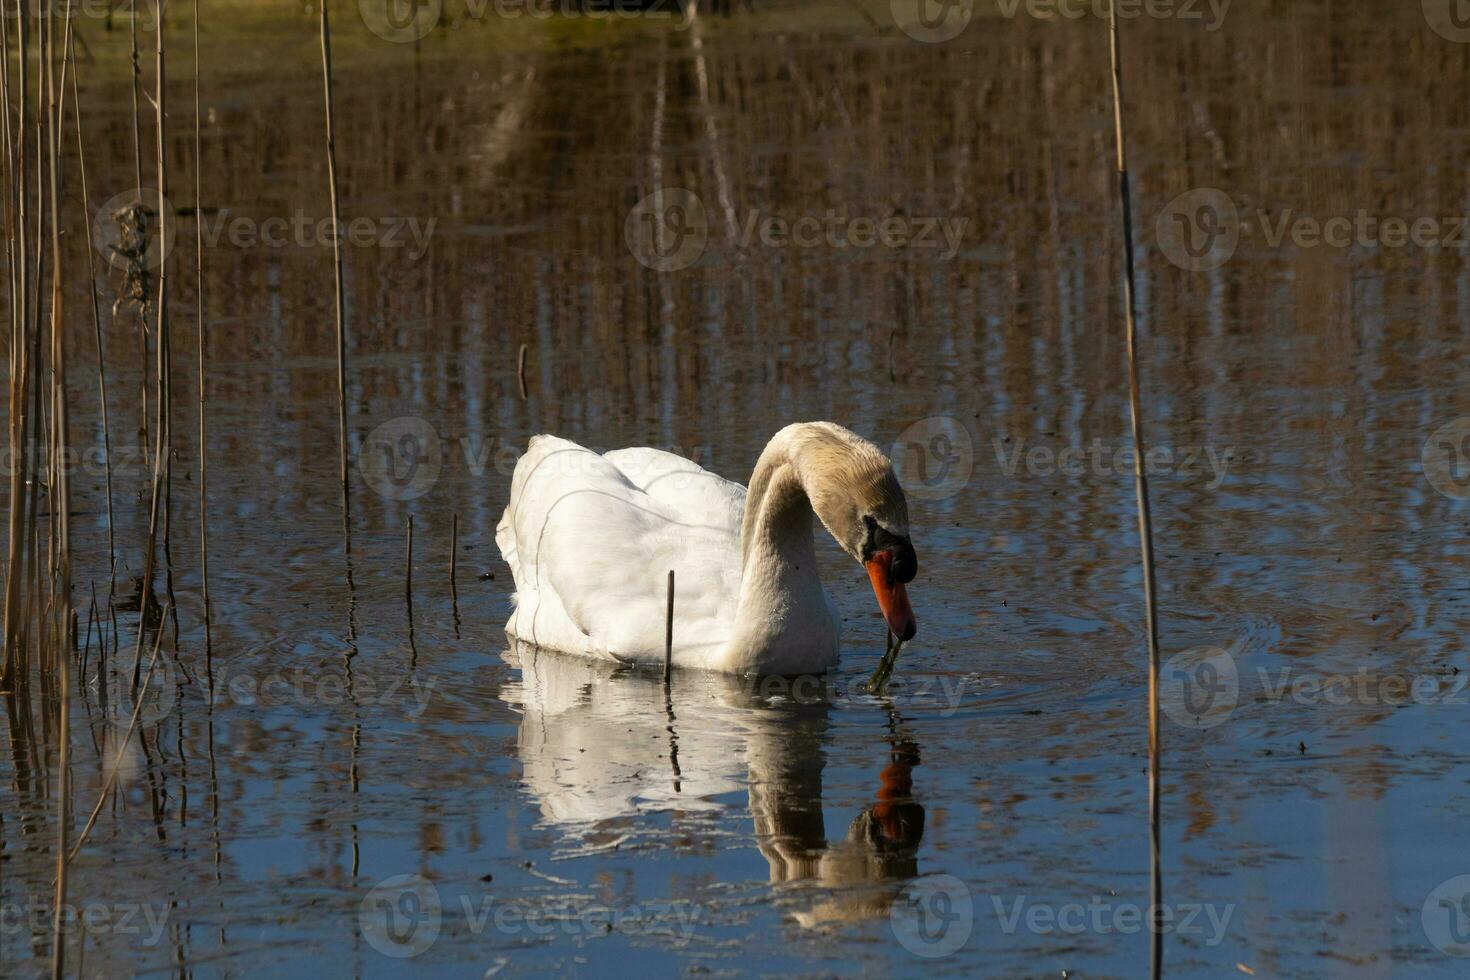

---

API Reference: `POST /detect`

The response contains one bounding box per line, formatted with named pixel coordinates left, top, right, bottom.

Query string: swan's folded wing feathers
left=603, top=446, right=745, bottom=532
left=500, top=435, right=741, bottom=664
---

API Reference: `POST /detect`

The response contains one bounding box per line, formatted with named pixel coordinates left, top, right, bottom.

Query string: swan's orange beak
left=865, top=552, right=916, bottom=641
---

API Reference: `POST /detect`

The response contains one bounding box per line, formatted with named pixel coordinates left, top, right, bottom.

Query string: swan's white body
left=495, top=428, right=845, bottom=674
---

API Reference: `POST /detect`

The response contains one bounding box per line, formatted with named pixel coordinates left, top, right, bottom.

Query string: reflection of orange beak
left=865, top=553, right=917, bottom=641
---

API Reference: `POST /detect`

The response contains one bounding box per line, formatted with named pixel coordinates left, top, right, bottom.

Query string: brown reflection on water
left=2, top=0, right=1469, bottom=972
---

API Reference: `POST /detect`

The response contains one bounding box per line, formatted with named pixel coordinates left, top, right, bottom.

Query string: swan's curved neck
left=720, top=434, right=837, bottom=673
left=740, top=433, right=811, bottom=571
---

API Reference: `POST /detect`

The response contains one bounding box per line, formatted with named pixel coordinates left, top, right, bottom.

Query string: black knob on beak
left=868, top=522, right=917, bottom=584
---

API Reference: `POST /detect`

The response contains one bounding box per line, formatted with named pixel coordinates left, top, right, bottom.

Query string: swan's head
left=793, top=423, right=918, bottom=641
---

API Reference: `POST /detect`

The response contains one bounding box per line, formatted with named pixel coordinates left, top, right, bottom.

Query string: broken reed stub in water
left=449, top=513, right=459, bottom=593
left=517, top=344, right=528, bottom=400
left=405, top=515, right=414, bottom=599
left=664, top=570, right=675, bottom=681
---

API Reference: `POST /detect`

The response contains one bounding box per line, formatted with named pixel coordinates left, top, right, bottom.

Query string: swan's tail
left=498, top=434, right=566, bottom=625
left=495, top=504, right=520, bottom=605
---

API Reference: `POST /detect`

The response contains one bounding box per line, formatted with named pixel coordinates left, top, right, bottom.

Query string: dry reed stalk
left=0, top=10, right=14, bottom=654
left=65, top=28, right=115, bottom=574
left=46, top=0, right=74, bottom=671
left=50, top=605, right=70, bottom=980
left=319, top=0, right=350, bottom=542
left=449, top=513, right=458, bottom=594
left=45, top=12, right=73, bottom=973
left=133, top=0, right=172, bottom=688
left=130, top=0, right=149, bottom=460
left=194, top=0, right=211, bottom=643
left=1105, top=9, right=1163, bottom=978
left=516, top=342, right=527, bottom=400
left=3, top=0, right=33, bottom=686
left=663, top=570, right=674, bottom=681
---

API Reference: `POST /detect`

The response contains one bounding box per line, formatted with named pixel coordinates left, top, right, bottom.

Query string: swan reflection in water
left=500, top=641, right=925, bottom=927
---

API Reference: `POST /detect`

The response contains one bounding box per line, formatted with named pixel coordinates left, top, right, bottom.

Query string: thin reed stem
left=46, top=0, right=73, bottom=668
left=66, top=29, right=115, bottom=574
left=133, top=0, right=171, bottom=687
left=50, top=592, right=69, bottom=980
left=663, top=570, right=674, bottom=681
left=3, top=0, right=33, bottom=686
left=319, top=0, right=350, bottom=545
left=194, top=0, right=211, bottom=644
left=1105, top=10, right=1163, bottom=979
left=130, top=0, right=149, bottom=460
left=404, top=516, right=413, bottom=601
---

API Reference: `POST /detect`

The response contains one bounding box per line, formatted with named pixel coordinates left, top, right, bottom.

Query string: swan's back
left=496, top=436, right=745, bottom=665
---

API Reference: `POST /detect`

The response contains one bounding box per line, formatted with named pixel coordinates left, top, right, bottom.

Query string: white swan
left=496, top=422, right=918, bottom=674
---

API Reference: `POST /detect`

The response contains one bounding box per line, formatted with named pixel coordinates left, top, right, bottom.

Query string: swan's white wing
left=497, top=436, right=743, bottom=665
left=603, top=447, right=746, bottom=530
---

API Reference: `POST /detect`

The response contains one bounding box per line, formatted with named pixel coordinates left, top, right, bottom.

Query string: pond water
left=3, top=1, right=1470, bottom=976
